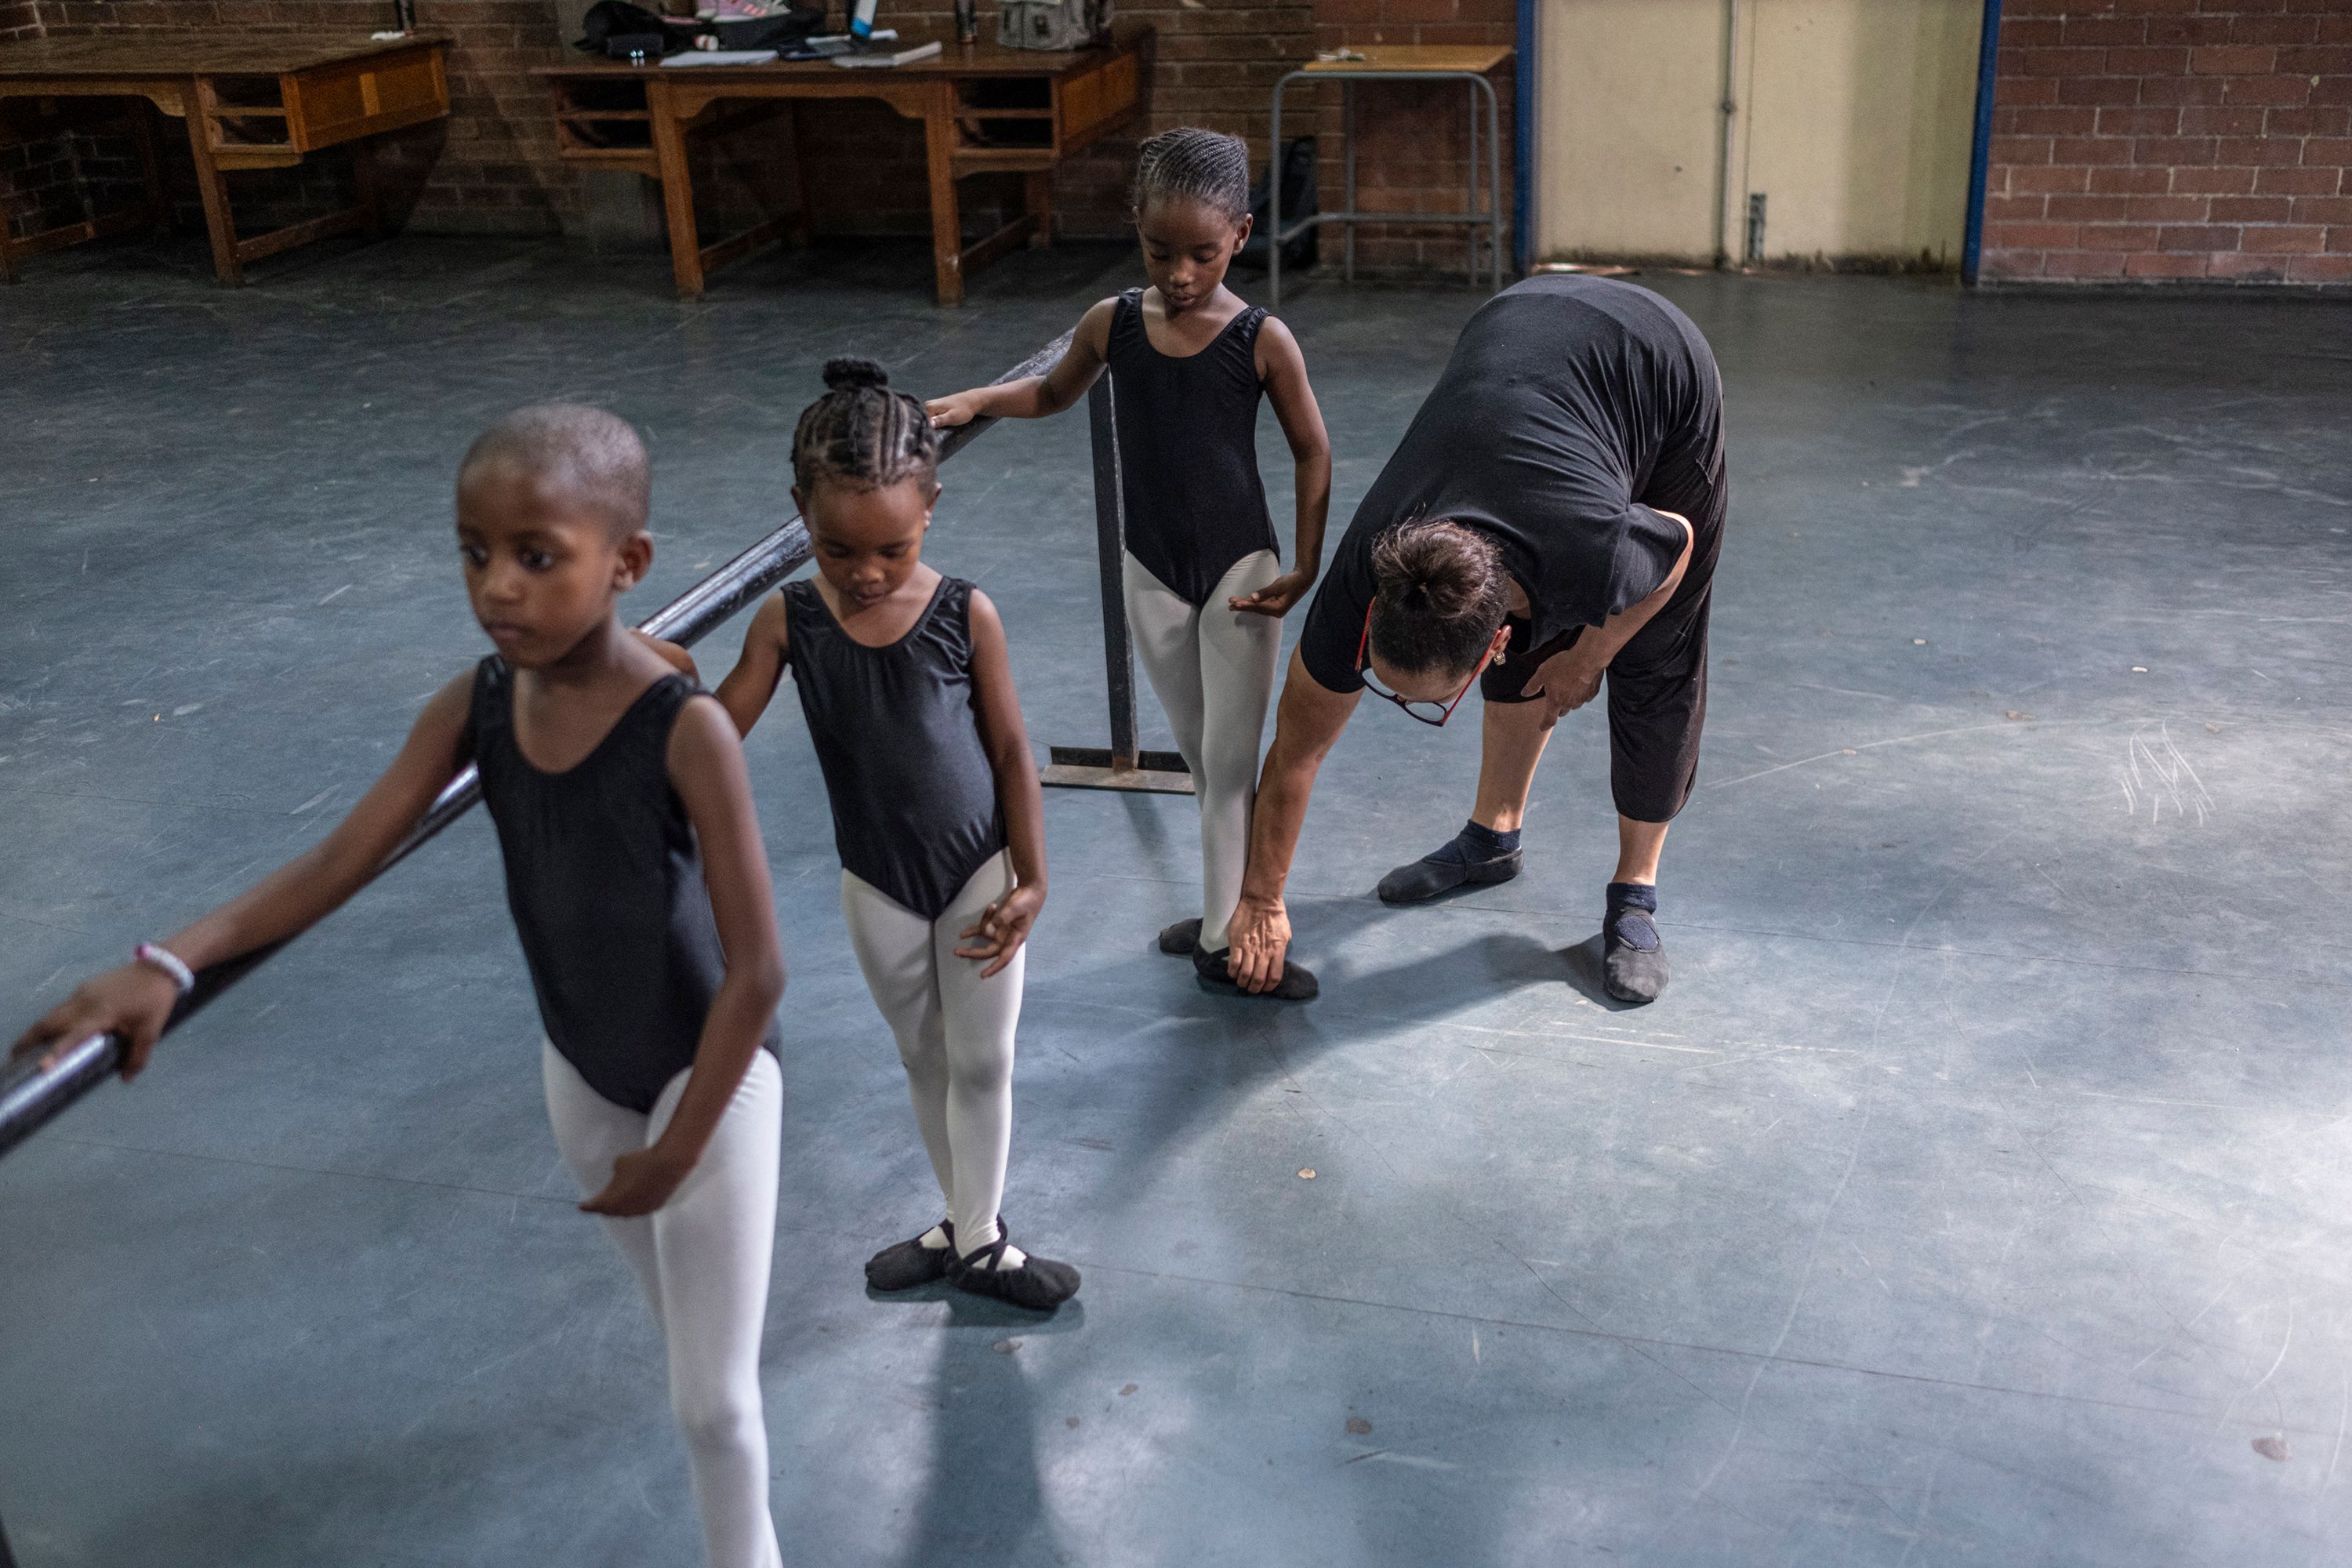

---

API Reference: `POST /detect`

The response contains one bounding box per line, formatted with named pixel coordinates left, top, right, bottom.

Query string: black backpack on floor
left=1232, top=136, right=1318, bottom=272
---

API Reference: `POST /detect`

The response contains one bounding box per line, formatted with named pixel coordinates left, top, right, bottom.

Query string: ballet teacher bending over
left=1225, top=274, right=1729, bottom=1005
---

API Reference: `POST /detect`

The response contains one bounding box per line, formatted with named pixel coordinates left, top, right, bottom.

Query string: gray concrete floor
left=3, top=232, right=2351, bottom=1566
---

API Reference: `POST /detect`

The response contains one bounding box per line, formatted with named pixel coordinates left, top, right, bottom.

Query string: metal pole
left=1269, top=76, right=1285, bottom=307
left=1093, top=376, right=1138, bottom=768
left=1962, top=0, right=2004, bottom=285
left=0, top=332, right=1073, bottom=1163
left=1514, top=0, right=1536, bottom=275
left=1040, top=373, right=1192, bottom=794
left=1343, top=80, right=1356, bottom=285
left=1487, top=73, right=1503, bottom=292
left=1467, top=77, right=1479, bottom=287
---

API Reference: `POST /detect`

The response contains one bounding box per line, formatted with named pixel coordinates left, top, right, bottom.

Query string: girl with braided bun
left=712, top=358, right=1078, bottom=1311
left=926, top=125, right=1332, bottom=1004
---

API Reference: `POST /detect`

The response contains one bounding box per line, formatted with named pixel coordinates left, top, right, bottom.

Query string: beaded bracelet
left=132, top=942, right=196, bottom=996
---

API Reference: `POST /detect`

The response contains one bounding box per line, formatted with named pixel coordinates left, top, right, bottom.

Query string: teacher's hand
left=1522, top=647, right=1603, bottom=728
left=1226, top=892, right=1292, bottom=994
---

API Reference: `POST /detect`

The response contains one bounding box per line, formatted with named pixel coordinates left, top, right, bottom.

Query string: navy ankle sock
left=1432, top=819, right=1520, bottom=866
left=1606, top=881, right=1659, bottom=952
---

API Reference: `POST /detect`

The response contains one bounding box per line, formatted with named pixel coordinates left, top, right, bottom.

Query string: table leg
left=923, top=81, right=964, bottom=307
left=184, top=78, right=243, bottom=285
left=1024, top=170, right=1052, bottom=249
left=353, top=136, right=387, bottom=239
left=786, top=103, right=813, bottom=245
left=130, top=101, right=170, bottom=234
left=648, top=80, right=706, bottom=300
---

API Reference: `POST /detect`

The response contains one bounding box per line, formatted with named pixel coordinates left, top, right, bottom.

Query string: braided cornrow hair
left=1131, top=126, right=1251, bottom=222
left=791, top=357, right=941, bottom=493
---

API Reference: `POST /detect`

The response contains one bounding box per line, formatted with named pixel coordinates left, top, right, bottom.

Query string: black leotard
left=466, top=659, right=782, bottom=1114
left=784, top=575, right=1006, bottom=921
left=1104, top=287, right=1279, bottom=607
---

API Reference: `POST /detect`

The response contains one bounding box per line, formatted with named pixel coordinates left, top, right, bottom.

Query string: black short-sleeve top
left=1298, top=274, right=1728, bottom=691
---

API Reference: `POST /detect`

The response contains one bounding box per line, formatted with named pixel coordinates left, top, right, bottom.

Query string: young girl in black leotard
left=713, top=358, right=1078, bottom=1311
left=16, top=408, right=790, bottom=1568
left=927, top=126, right=1332, bottom=1003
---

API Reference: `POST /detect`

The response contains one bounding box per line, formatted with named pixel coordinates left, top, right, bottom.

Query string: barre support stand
left=1040, top=374, right=1193, bottom=795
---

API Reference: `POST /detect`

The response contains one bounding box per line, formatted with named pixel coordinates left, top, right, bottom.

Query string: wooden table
left=1268, top=44, right=1510, bottom=304
left=0, top=32, right=449, bottom=285
left=538, top=24, right=1152, bottom=307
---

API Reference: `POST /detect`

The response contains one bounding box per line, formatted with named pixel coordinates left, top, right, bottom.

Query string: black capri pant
left=1480, top=578, right=1711, bottom=825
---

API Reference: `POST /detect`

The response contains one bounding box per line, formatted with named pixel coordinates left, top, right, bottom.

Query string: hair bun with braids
left=822, top=357, right=891, bottom=393
left=794, top=357, right=938, bottom=493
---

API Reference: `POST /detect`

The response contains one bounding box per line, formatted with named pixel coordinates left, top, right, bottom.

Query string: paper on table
left=831, top=39, right=942, bottom=67
left=661, top=49, right=780, bottom=65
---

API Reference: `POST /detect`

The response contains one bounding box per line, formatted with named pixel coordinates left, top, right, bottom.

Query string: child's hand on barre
left=10, top=963, right=182, bottom=1080
left=580, top=1143, right=694, bottom=1218
left=954, top=884, right=1044, bottom=977
left=1229, top=568, right=1316, bottom=619
left=925, top=392, right=983, bottom=430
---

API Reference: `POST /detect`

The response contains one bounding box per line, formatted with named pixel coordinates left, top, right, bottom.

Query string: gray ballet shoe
left=1601, top=884, right=1668, bottom=1004
left=1377, top=842, right=1522, bottom=904
left=1192, top=941, right=1319, bottom=1001
left=865, top=1220, right=954, bottom=1291
left=1158, top=917, right=1202, bottom=955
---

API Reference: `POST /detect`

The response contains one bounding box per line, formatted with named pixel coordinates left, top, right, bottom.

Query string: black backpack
left=576, top=1, right=681, bottom=57
left=1232, top=136, right=1319, bottom=272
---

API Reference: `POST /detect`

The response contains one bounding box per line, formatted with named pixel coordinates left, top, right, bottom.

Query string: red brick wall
left=1982, top=0, right=2352, bottom=285
left=1305, top=0, right=1514, bottom=277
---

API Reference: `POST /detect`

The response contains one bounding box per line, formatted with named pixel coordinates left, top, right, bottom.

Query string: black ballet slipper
left=1158, top=917, right=1202, bottom=956
left=865, top=1219, right=955, bottom=1291
left=1376, top=841, right=1522, bottom=905
left=947, top=1228, right=1080, bottom=1312
left=1191, top=940, right=1319, bottom=1001
left=1600, top=884, right=1669, bottom=1004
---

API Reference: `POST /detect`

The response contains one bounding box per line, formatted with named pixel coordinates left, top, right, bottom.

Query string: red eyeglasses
left=1356, top=601, right=1481, bottom=726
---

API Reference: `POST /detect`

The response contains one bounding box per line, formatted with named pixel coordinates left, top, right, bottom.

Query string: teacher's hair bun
left=1371, top=518, right=1498, bottom=621
left=822, top=357, right=891, bottom=393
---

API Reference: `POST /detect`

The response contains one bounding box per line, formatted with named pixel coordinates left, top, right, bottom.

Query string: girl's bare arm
left=956, top=589, right=1047, bottom=978
left=710, top=591, right=790, bottom=738
left=1231, top=316, right=1333, bottom=619
left=926, top=299, right=1116, bottom=427
left=11, top=672, right=477, bottom=1076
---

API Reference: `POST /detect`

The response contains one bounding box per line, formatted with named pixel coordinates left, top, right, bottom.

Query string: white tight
left=1122, top=549, right=1283, bottom=949
left=840, top=850, right=1025, bottom=1250
left=542, top=1044, right=783, bottom=1568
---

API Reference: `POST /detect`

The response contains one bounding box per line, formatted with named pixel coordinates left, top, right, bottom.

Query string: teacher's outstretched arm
left=1228, top=648, right=1361, bottom=993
